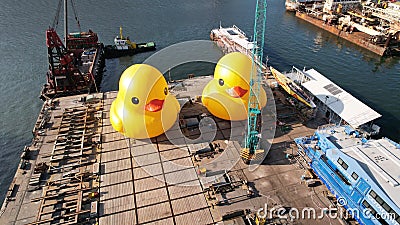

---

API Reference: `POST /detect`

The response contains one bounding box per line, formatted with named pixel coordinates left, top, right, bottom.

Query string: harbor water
left=0, top=0, right=399, bottom=202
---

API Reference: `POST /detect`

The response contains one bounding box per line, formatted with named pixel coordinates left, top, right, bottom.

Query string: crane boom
left=241, top=0, right=267, bottom=164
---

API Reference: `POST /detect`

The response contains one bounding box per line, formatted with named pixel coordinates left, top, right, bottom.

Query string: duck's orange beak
left=226, top=86, right=248, bottom=98
left=145, top=99, right=164, bottom=112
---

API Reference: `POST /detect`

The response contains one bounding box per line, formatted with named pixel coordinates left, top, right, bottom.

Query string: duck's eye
left=131, top=97, right=139, bottom=105
left=164, top=87, right=168, bottom=95
left=219, top=79, right=224, bottom=86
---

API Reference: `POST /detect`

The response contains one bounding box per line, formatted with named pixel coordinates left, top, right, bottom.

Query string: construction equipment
left=41, top=0, right=101, bottom=100
left=241, top=0, right=267, bottom=164
left=46, top=28, right=91, bottom=95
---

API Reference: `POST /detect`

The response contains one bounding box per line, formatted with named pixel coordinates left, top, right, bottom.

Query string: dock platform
left=1, top=76, right=347, bottom=224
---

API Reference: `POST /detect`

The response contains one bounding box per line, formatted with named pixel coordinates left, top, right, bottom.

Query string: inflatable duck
left=202, top=52, right=267, bottom=121
left=110, top=64, right=180, bottom=139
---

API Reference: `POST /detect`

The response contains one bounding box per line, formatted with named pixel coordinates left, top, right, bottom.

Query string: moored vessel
left=271, top=66, right=381, bottom=135
left=210, top=24, right=268, bottom=73
left=285, top=0, right=299, bottom=11
left=40, top=0, right=105, bottom=101
left=104, top=26, right=156, bottom=59
left=293, top=0, right=400, bottom=56
left=295, top=125, right=400, bottom=225
left=210, top=25, right=256, bottom=56
left=285, top=0, right=324, bottom=12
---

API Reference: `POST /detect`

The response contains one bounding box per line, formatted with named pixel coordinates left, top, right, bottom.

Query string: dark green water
left=0, top=0, right=398, bottom=202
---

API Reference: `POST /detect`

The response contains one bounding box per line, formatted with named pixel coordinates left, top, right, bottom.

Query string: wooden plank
left=159, top=147, right=190, bottom=161
left=131, top=144, right=159, bottom=158
left=165, top=168, right=198, bottom=185
left=135, top=188, right=169, bottom=208
left=100, top=182, right=133, bottom=201
left=101, top=140, right=128, bottom=153
left=137, top=202, right=172, bottom=224
left=167, top=180, right=203, bottom=200
left=133, top=164, right=163, bottom=180
left=100, top=169, right=132, bottom=186
left=162, top=158, right=193, bottom=174
left=99, top=211, right=136, bottom=225
left=101, top=148, right=130, bottom=163
left=175, top=208, right=214, bottom=225
left=143, top=217, right=174, bottom=225
left=134, top=175, right=165, bottom=193
left=99, top=195, right=135, bottom=216
left=133, top=152, right=160, bottom=166
left=171, top=193, right=208, bottom=215
left=102, top=158, right=131, bottom=174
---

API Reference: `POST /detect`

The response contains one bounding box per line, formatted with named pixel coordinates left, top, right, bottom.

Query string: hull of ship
left=104, top=44, right=156, bottom=59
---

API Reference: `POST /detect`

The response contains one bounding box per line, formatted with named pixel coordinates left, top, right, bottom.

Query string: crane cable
left=70, top=0, right=82, bottom=33
left=52, top=0, right=63, bottom=29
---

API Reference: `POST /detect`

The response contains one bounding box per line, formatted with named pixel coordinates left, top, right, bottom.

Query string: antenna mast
left=64, top=0, right=68, bottom=46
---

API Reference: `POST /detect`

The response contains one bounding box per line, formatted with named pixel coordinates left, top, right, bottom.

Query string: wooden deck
left=98, top=91, right=214, bottom=225
left=1, top=75, right=346, bottom=225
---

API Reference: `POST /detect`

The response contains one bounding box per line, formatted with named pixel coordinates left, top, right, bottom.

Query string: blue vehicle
left=295, top=125, right=400, bottom=225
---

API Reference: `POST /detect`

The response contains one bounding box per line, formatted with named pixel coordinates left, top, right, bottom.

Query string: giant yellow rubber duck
left=202, top=52, right=267, bottom=121
left=109, top=64, right=180, bottom=139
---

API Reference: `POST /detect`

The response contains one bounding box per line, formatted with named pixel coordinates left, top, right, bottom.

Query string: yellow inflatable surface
left=110, top=64, right=180, bottom=139
left=202, top=52, right=267, bottom=121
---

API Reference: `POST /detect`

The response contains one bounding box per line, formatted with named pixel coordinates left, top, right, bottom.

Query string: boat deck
left=313, top=126, right=400, bottom=206
left=295, top=11, right=390, bottom=56
left=99, top=91, right=213, bottom=224
left=1, top=76, right=346, bottom=225
left=210, top=26, right=268, bottom=73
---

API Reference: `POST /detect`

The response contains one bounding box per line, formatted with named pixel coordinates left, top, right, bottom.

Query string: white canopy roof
left=301, top=69, right=381, bottom=128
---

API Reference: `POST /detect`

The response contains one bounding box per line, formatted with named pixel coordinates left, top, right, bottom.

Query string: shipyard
left=0, top=0, right=399, bottom=225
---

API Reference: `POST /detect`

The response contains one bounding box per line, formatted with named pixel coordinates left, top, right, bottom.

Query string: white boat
left=281, top=66, right=381, bottom=133
left=285, top=0, right=325, bottom=11
left=210, top=25, right=267, bottom=72
left=285, top=0, right=300, bottom=11
left=210, top=25, right=255, bottom=55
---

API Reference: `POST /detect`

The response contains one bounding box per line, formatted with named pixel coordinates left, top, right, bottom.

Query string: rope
left=70, top=0, right=81, bottom=32
left=52, top=0, right=62, bottom=29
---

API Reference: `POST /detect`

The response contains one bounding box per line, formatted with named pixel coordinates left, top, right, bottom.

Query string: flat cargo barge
left=4, top=22, right=386, bottom=224
left=1, top=76, right=348, bottom=225
left=295, top=11, right=390, bottom=56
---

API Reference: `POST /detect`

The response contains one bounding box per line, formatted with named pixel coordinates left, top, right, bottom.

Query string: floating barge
left=40, top=29, right=105, bottom=101
left=1, top=75, right=349, bottom=225
left=40, top=0, right=105, bottom=101
left=290, top=0, right=400, bottom=57
left=295, top=11, right=396, bottom=56
left=1, top=23, right=389, bottom=225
